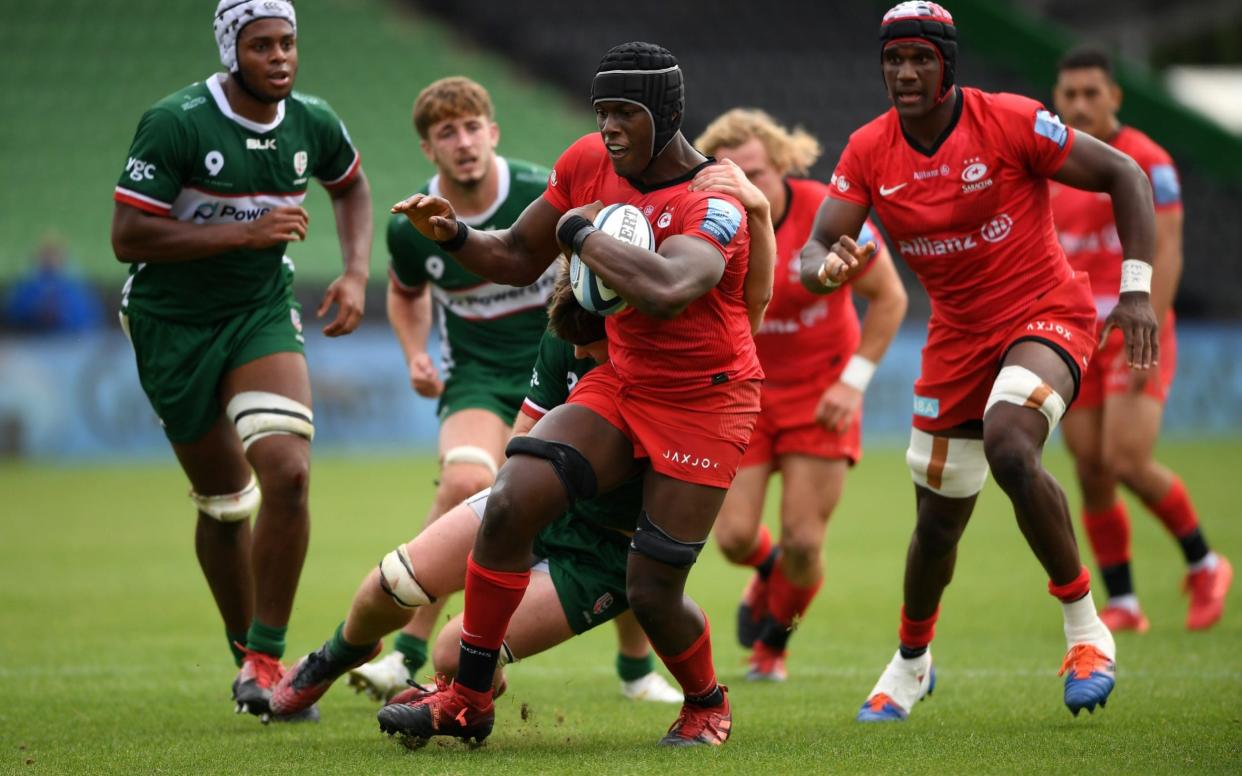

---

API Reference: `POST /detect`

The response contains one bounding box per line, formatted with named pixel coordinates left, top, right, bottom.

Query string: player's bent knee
left=191, top=474, right=261, bottom=522
left=442, top=445, right=499, bottom=478
left=984, top=366, right=1066, bottom=440
left=504, top=436, right=598, bottom=502
left=226, top=391, right=314, bottom=452
left=378, top=545, right=436, bottom=609
left=629, top=511, right=706, bottom=569
left=906, top=429, right=989, bottom=498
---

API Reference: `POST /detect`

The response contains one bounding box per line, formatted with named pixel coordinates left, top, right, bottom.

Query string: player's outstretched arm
left=387, top=279, right=443, bottom=398
left=111, top=202, right=308, bottom=264
left=391, top=194, right=563, bottom=287
left=1053, top=131, right=1159, bottom=368
left=800, top=197, right=872, bottom=294
left=558, top=202, right=726, bottom=321
left=690, top=159, right=774, bottom=334
left=317, top=171, right=373, bottom=337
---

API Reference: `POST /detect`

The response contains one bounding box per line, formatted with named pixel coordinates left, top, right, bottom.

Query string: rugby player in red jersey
left=381, top=42, right=768, bottom=747
left=1050, top=47, right=1231, bottom=633
left=803, top=2, right=1160, bottom=720
left=695, top=109, right=907, bottom=680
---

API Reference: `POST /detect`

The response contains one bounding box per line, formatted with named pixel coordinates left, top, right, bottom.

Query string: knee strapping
left=191, top=474, right=260, bottom=522
left=906, top=429, right=990, bottom=498
left=985, top=365, right=1067, bottom=439
left=629, top=511, right=706, bottom=569
left=443, top=445, right=499, bottom=477
left=226, top=391, right=314, bottom=451
left=378, top=545, right=435, bottom=608
left=504, top=436, right=597, bottom=502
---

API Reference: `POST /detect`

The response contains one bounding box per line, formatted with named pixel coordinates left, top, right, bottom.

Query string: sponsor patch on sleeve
left=699, top=197, right=742, bottom=246
left=1034, top=109, right=1069, bottom=149
left=1149, top=163, right=1181, bottom=206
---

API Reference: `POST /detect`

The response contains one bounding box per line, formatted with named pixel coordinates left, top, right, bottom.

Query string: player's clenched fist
left=815, top=380, right=863, bottom=434
left=406, top=352, right=444, bottom=398
left=817, top=234, right=876, bottom=288
left=243, top=206, right=309, bottom=249
left=391, top=194, right=459, bottom=242
left=1102, top=291, right=1159, bottom=369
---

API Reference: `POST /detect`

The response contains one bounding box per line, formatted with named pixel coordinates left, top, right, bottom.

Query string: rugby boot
left=1185, top=555, right=1233, bottom=631
left=745, top=642, right=788, bottom=682
left=233, top=646, right=285, bottom=723
left=856, top=649, right=935, bottom=722
left=387, top=673, right=507, bottom=707
left=1060, top=643, right=1115, bottom=715
left=348, top=650, right=410, bottom=702
left=736, top=573, right=771, bottom=648
left=377, top=675, right=494, bottom=745
left=1098, top=604, right=1150, bottom=634
left=271, top=640, right=381, bottom=715
left=620, top=671, right=683, bottom=703
left=658, top=685, right=732, bottom=747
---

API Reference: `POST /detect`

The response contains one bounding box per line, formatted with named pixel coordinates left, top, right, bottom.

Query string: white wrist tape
left=840, top=354, right=877, bottom=392
left=818, top=260, right=843, bottom=289
left=1120, top=259, right=1152, bottom=294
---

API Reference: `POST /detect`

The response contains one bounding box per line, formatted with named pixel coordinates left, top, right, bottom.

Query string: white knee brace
left=191, top=474, right=261, bottom=522
left=985, top=366, right=1067, bottom=439
left=906, top=429, right=990, bottom=498
left=226, top=391, right=314, bottom=451
left=378, top=545, right=435, bottom=609
left=442, top=445, right=499, bottom=477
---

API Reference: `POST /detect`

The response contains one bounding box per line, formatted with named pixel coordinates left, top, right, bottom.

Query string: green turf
left=2, top=441, right=1239, bottom=774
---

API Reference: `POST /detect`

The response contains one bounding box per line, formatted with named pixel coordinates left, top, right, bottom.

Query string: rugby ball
left=569, top=203, right=654, bottom=316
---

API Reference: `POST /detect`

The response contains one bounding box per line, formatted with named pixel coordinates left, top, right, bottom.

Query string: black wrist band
left=557, top=215, right=596, bottom=254
left=435, top=220, right=469, bottom=252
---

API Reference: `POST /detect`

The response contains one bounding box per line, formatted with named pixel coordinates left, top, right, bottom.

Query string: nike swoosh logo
left=880, top=183, right=907, bottom=197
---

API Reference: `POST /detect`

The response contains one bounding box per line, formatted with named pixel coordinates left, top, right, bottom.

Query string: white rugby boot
left=621, top=671, right=684, bottom=703
left=347, top=651, right=410, bottom=703
left=856, top=648, right=935, bottom=722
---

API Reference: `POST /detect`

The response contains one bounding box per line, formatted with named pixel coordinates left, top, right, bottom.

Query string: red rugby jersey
left=544, top=134, right=761, bottom=387
left=757, top=177, right=879, bottom=386
left=829, top=87, right=1076, bottom=331
left=1050, top=126, right=1181, bottom=320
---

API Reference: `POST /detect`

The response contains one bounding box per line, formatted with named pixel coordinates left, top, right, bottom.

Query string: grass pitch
left=2, top=440, right=1239, bottom=774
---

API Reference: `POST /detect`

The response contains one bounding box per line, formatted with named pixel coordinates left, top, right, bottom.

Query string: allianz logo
left=193, top=202, right=271, bottom=223
left=898, top=214, right=1013, bottom=257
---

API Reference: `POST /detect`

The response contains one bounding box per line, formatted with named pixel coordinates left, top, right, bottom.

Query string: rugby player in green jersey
left=110, top=0, right=372, bottom=722
left=350, top=77, right=677, bottom=705
left=270, top=268, right=674, bottom=718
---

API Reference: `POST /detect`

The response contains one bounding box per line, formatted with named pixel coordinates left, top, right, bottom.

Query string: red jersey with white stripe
left=1051, top=126, right=1181, bottom=320
left=544, top=134, right=760, bottom=387
left=829, top=87, right=1076, bottom=331
left=757, top=177, right=878, bottom=386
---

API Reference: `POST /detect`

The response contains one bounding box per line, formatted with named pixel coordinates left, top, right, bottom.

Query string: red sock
left=767, top=561, right=823, bottom=626
left=899, top=606, right=939, bottom=650
left=461, top=554, right=530, bottom=651
left=1083, top=502, right=1131, bottom=567
left=1146, top=477, right=1199, bottom=539
left=1049, top=566, right=1091, bottom=603
left=657, top=616, right=718, bottom=699
left=738, top=524, right=773, bottom=568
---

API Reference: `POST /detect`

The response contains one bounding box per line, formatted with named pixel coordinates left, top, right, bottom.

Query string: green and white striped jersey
left=115, top=73, right=360, bottom=321
left=387, top=157, right=556, bottom=378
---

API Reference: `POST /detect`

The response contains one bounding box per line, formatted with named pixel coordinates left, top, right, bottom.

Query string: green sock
left=227, top=631, right=248, bottom=667
left=327, top=622, right=378, bottom=665
left=616, top=652, right=655, bottom=682
left=245, top=618, right=287, bottom=659
left=394, top=632, right=428, bottom=674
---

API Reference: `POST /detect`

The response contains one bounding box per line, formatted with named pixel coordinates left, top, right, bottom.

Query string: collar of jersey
left=429, top=156, right=511, bottom=227
left=206, top=73, right=286, bottom=134
left=624, top=157, right=714, bottom=194
left=900, top=86, right=963, bottom=158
